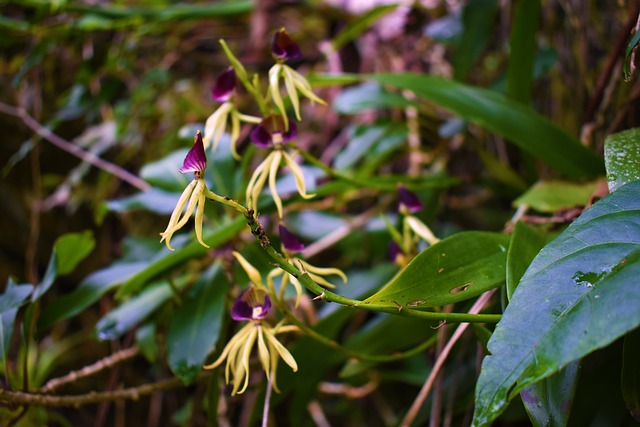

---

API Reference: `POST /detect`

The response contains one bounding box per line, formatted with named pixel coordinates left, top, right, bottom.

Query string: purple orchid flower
left=179, top=131, right=207, bottom=177
left=250, top=115, right=298, bottom=148
left=279, top=224, right=305, bottom=253
left=398, top=185, right=423, bottom=214
left=212, top=67, right=237, bottom=102
left=231, top=286, right=272, bottom=321
left=272, top=27, right=301, bottom=61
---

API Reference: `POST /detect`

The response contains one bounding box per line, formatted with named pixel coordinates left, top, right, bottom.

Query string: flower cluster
left=388, top=185, right=440, bottom=266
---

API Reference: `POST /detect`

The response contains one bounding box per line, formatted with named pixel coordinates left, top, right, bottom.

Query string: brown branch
left=40, top=347, right=139, bottom=394
left=0, top=375, right=194, bottom=408
left=0, top=101, right=150, bottom=191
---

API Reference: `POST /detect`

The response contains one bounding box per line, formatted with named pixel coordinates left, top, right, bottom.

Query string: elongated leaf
left=32, top=230, right=95, bottom=302
left=95, top=281, right=174, bottom=340
left=168, top=263, right=227, bottom=384
left=506, top=221, right=546, bottom=300
left=0, top=279, right=33, bottom=364
left=520, top=361, right=579, bottom=427
left=359, top=232, right=509, bottom=309
left=333, top=82, right=414, bottom=114
left=506, top=0, right=541, bottom=104
left=369, top=73, right=603, bottom=178
left=513, top=180, right=601, bottom=213
left=624, top=30, right=640, bottom=81
left=473, top=181, right=640, bottom=427
left=604, top=127, right=640, bottom=192
left=331, top=4, right=398, bottom=51
left=38, top=262, right=148, bottom=331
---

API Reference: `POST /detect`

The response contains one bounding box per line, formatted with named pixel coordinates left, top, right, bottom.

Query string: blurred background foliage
left=1, top=0, right=639, bottom=426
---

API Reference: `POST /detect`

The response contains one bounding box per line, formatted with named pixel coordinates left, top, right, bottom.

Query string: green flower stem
left=219, top=39, right=270, bottom=117
left=244, top=210, right=501, bottom=324
left=274, top=295, right=439, bottom=362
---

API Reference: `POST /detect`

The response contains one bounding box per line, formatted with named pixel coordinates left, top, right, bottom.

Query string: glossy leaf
left=369, top=73, right=603, bottom=179
left=473, top=181, right=640, bottom=427
left=520, top=361, right=579, bottom=427
left=95, top=281, right=174, bottom=341
left=38, top=261, right=148, bottom=331
left=506, top=221, right=547, bottom=300
left=604, top=127, right=640, bottom=192
left=0, top=279, right=33, bottom=363
left=513, top=180, right=601, bottom=213
left=622, top=327, right=640, bottom=421
left=333, top=82, right=413, bottom=114
left=359, top=232, right=509, bottom=309
left=168, top=263, right=227, bottom=384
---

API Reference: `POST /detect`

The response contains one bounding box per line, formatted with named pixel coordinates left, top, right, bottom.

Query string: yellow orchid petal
left=282, top=151, right=315, bottom=199
left=405, top=216, right=440, bottom=245
left=160, top=180, right=201, bottom=250
left=287, top=66, right=327, bottom=105
left=256, top=326, right=271, bottom=380
left=193, top=193, right=210, bottom=248
left=234, top=326, right=258, bottom=395
left=267, top=268, right=283, bottom=294
left=307, top=272, right=337, bottom=289
left=268, top=64, right=289, bottom=130
left=268, top=150, right=284, bottom=218
left=282, top=66, right=301, bottom=120
left=203, top=102, right=233, bottom=153
left=245, top=152, right=272, bottom=213
left=300, top=259, right=348, bottom=283
left=289, top=276, right=303, bottom=307
left=264, top=329, right=298, bottom=372
left=230, top=111, right=241, bottom=160
left=203, top=322, right=252, bottom=370
left=232, top=251, right=265, bottom=287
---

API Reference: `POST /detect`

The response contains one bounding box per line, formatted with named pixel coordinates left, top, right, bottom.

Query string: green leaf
left=117, top=215, right=245, bottom=297
left=359, top=231, right=509, bottom=309
left=520, top=361, right=580, bottom=427
left=0, top=279, right=33, bottom=364
left=140, top=149, right=190, bottom=192
left=95, top=281, right=175, bottom=340
left=513, top=180, right=601, bottom=213
left=332, top=82, right=414, bottom=114
left=472, top=181, right=640, bottom=427
left=622, top=327, right=640, bottom=421
left=454, top=0, right=498, bottom=81
left=107, top=188, right=181, bottom=214
left=54, top=230, right=95, bottom=276
left=167, top=263, right=227, bottom=384
left=369, top=73, right=603, bottom=179
left=506, top=0, right=541, bottom=104
left=604, top=128, right=640, bottom=192
left=136, top=323, right=158, bottom=363
left=331, top=4, right=398, bottom=51
left=38, top=262, right=148, bottom=331
left=506, top=222, right=547, bottom=300
left=624, top=30, right=640, bottom=81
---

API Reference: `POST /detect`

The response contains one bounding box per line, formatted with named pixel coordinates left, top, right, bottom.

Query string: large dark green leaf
left=454, top=0, right=498, bottom=81
left=513, top=180, right=601, bottom=213
left=167, top=263, right=228, bottom=384
left=604, top=127, right=640, bottom=192
left=473, top=181, right=640, bottom=426
left=359, top=232, right=509, bottom=309
left=369, top=73, right=603, bottom=179
left=506, top=0, right=540, bottom=104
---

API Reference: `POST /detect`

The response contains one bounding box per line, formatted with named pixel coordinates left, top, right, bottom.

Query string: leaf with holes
left=358, top=232, right=509, bottom=309
left=473, top=181, right=640, bottom=427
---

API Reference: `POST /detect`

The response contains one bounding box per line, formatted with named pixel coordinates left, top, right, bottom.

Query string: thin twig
left=0, top=101, right=150, bottom=191
left=0, top=375, right=192, bottom=407
left=399, top=290, right=497, bottom=427
left=261, top=373, right=274, bottom=427
left=40, top=347, right=139, bottom=393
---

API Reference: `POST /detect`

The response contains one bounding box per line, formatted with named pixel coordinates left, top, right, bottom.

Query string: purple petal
left=398, top=185, right=423, bottom=214
left=388, top=240, right=402, bottom=263
left=231, top=286, right=272, bottom=321
left=272, top=28, right=301, bottom=61
left=250, top=123, right=273, bottom=148
left=179, top=131, right=207, bottom=175
left=279, top=224, right=305, bottom=253
left=212, top=67, right=236, bottom=102
left=250, top=116, right=297, bottom=147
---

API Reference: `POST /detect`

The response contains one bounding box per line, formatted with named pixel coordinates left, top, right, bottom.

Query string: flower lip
left=250, top=116, right=298, bottom=147
left=272, top=28, right=301, bottom=61
left=231, top=286, right=272, bottom=321
left=179, top=131, right=207, bottom=176
left=279, top=224, right=305, bottom=253
left=212, top=67, right=236, bottom=102
left=398, top=185, right=423, bottom=214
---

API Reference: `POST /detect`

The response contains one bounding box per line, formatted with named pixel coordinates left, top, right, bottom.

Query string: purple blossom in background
left=179, top=131, right=207, bottom=176
left=388, top=240, right=403, bottom=263
left=398, top=185, right=423, bottom=214
left=279, top=224, right=305, bottom=253
left=250, top=116, right=298, bottom=147
left=231, top=286, right=272, bottom=321
left=272, top=27, right=301, bottom=61
left=212, top=67, right=236, bottom=102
